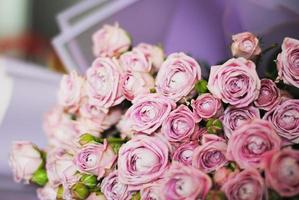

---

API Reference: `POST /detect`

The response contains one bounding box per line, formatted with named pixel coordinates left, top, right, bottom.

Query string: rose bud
left=162, top=105, right=197, bottom=143
left=118, top=135, right=170, bottom=190
left=191, top=93, right=222, bottom=120
left=9, top=141, right=43, bottom=183
left=37, top=184, right=58, bottom=200
left=213, top=167, right=234, bottom=187
left=101, top=171, right=132, bottom=200
left=192, top=140, right=228, bottom=173
left=262, top=148, right=299, bottom=197
left=231, top=32, right=261, bottom=60
left=206, top=118, right=223, bottom=134
left=119, top=49, right=152, bottom=72
left=263, top=99, right=299, bottom=143
left=161, top=162, right=212, bottom=199
left=133, top=43, right=164, bottom=72
left=86, top=193, right=106, bottom=200
left=125, top=93, right=176, bottom=135
left=120, top=70, right=155, bottom=101
left=206, top=190, right=227, bottom=200
left=221, top=105, right=260, bottom=138
left=221, top=168, right=265, bottom=200
left=156, top=52, right=202, bottom=102
left=227, top=119, right=281, bottom=169
left=172, top=141, right=199, bottom=166
left=254, top=79, right=281, bottom=111
left=85, top=57, right=124, bottom=110
left=58, top=70, right=84, bottom=113
left=207, top=57, right=260, bottom=108
left=78, top=133, right=97, bottom=146
left=140, top=181, right=162, bottom=200
left=194, top=79, right=208, bottom=94
left=92, top=23, right=131, bottom=58
left=74, top=140, right=117, bottom=178
left=71, top=182, right=90, bottom=200
left=80, top=174, right=98, bottom=189
left=276, top=37, right=299, bottom=88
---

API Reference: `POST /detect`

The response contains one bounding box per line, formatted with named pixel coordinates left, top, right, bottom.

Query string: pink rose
left=125, top=94, right=176, bottom=135
left=192, top=140, right=228, bottom=173
left=86, top=193, right=106, bottom=200
left=133, top=43, right=164, bottom=71
left=120, top=71, right=155, bottom=101
left=221, top=105, right=260, bottom=138
left=162, top=105, right=197, bottom=143
left=119, top=49, right=152, bottom=72
left=161, top=162, right=212, bottom=200
left=262, top=148, right=299, bottom=197
left=116, top=115, right=134, bottom=139
left=74, top=140, right=117, bottom=178
left=101, top=171, right=132, bottom=200
left=58, top=71, right=84, bottom=113
left=92, top=24, right=131, bottom=58
left=46, top=148, right=78, bottom=187
left=227, top=119, right=281, bottom=169
left=156, top=52, right=202, bottom=102
left=9, top=141, right=43, bottom=183
left=191, top=93, right=222, bottom=120
left=254, top=79, right=281, bottom=111
left=276, top=37, right=299, bottom=88
left=263, top=99, right=299, bottom=143
left=231, top=32, right=261, bottom=59
left=86, top=57, right=124, bottom=109
left=37, top=184, right=57, bottom=200
left=201, top=133, right=225, bottom=144
left=172, top=141, right=199, bottom=166
left=140, top=181, right=163, bottom=200
left=118, top=135, right=170, bottom=190
left=213, top=167, right=235, bottom=187
left=221, top=168, right=265, bottom=200
left=208, top=57, right=260, bottom=108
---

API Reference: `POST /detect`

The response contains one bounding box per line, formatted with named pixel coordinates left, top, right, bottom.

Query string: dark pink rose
left=101, top=171, right=132, bottom=200
left=231, top=32, right=261, bottom=59
left=262, top=148, right=299, bottom=197
left=254, top=79, right=281, bottom=111
left=125, top=93, right=176, bottom=135
left=191, top=93, right=222, bottom=120
left=192, top=140, right=228, bottom=173
left=162, top=105, right=197, bottom=143
left=161, top=162, right=212, bottom=200
left=117, top=135, right=170, bottom=190
left=263, top=99, right=299, bottom=143
left=172, top=141, right=199, bottom=166
left=221, top=168, right=265, bottom=200
left=208, top=57, right=260, bottom=108
left=227, top=119, right=281, bottom=169
left=156, top=52, right=202, bottom=102
left=276, top=37, right=299, bottom=88
left=221, top=105, right=260, bottom=139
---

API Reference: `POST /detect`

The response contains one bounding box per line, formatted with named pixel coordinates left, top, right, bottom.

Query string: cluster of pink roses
left=9, top=24, right=299, bottom=200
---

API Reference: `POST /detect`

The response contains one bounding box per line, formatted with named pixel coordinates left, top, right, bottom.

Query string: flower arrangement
left=9, top=23, right=299, bottom=200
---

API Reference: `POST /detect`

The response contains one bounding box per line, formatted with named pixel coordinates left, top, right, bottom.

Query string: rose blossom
left=172, top=141, right=199, bottom=166
left=191, top=93, right=222, bottom=120
left=263, top=99, right=299, bottom=143
left=9, top=141, right=43, bottom=183
left=92, top=23, right=131, bottom=57
left=118, top=135, right=170, bottom=190
left=120, top=71, right=155, bottom=101
left=125, top=93, right=176, bottom=135
left=37, top=184, right=57, bottom=200
left=156, top=52, right=202, bottom=102
left=201, top=133, right=225, bottom=144
left=116, top=115, right=134, bottom=139
left=227, top=119, right=281, bottom=169
left=101, top=171, right=132, bottom=200
left=213, top=167, right=235, bottom=187
left=231, top=32, right=261, bottom=59
left=58, top=71, right=84, bottom=113
left=74, top=140, right=116, bottom=178
left=119, top=49, right=152, bottom=72
left=85, top=57, right=124, bottom=109
left=192, top=140, right=228, bottom=173
left=133, top=43, right=164, bottom=71
left=162, top=105, right=197, bottom=143
left=161, top=162, right=212, bottom=200
left=207, top=57, right=260, bottom=108
left=140, top=181, right=163, bottom=200
left=221, top=168, right=265, bottom=200
left=254, top=78, right=281, bottom=111
left=262, top=148, right=299, bottom=197
left=221, top=105, right=260, bottom=138
left=276, top=37, right=299, bottom=88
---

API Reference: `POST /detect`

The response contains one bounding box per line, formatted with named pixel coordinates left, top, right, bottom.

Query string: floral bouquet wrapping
left=9, top=24, right=299, bottom=200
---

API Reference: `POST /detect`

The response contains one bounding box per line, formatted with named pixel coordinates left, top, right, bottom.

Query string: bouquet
left=9, top=24, right=299, bottom=200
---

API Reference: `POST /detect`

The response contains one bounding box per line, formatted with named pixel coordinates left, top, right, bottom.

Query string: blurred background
left=0, top=0, right=299, bottom=199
